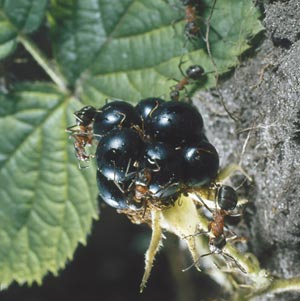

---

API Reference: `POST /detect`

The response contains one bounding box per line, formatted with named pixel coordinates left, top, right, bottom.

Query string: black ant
left=66, top=105, right=97, bottom=162
left=170, top=63, right=205, bottom=101
left=185, top=185, right=247, bottom=273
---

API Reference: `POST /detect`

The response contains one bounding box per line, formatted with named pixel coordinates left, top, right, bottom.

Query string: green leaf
left=0, top=0, right=48, bottom=59
left=0, top=0, right=264, bottom=288
left=206, top=0, right=264, bottom=65
left=0, top=83, right=98, bottom=286
left=49, top=0, right=263, bottom=104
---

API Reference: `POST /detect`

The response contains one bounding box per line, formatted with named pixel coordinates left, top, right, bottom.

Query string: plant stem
left=250, top=277, right=300, bottom=299
left=18, top=34, right=68, bottom=93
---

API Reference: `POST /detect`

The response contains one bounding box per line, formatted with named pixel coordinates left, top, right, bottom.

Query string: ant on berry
left=132, top=167, right=157, bottom=203
left=184, top=185, right=247, bottom=273
left=114, top=159, right=179, bottom=214
left=170, top=61, right=205, bottom=101
left=66, top=106, right=97, bottom=162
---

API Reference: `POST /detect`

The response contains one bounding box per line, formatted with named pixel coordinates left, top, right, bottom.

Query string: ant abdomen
left=217, top=185, right=238, bottom=211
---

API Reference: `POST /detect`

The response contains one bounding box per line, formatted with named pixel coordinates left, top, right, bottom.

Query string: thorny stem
left=188, top=193, right=300, bottom=300
left=18, top=34, right=68, bottom=93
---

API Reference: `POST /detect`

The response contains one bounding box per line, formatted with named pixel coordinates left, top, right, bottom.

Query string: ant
left=170, top=62, right=205, bottom=101
left=180, top=0, right=204, bottom=41
left=185, top=185, right=247, bottom=273
left=133, top=168, right=179, bottom=205
left=66, top=105, right=97, bottom=162
left=133, top=168, right=156, bottom=203
left=113, top=157, right=179, bottom=214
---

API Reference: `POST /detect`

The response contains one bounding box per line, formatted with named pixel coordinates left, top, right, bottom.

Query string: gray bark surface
left=194, top=1, right=300, bottom=299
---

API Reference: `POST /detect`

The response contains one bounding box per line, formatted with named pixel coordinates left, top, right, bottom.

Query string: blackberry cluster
left=71, top=98, right=220, bottom=219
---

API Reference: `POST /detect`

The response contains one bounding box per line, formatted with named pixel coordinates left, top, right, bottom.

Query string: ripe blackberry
left=96, top=128, right=144, bottom=182
left=97, top=170, right=140, bottom=210
left=93, top=101, right=142, bottom=140
left=136, top=141, right=183, bottom=201
left=135, top=97, right=165, bottom=122
left=145, top=101, right=205, bottom=147
left=181, top=140, right=219, bottom=188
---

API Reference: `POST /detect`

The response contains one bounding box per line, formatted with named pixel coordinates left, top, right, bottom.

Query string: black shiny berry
left=145, top=101, right=204, bottom=147
left=217, top=185, right=238, bottom=211
left=139, top=141, right=183, bottom=200
left=93, top=101, right=142, bottom=140
left=143, top=141, right=177, bottom=168
left=135, top=97, right=165, bottom=122
left=74, top=105, right=97, bottom=126
left=182, top=141, right=219, bottom=187
left=96, top=128, right=144, bottom=182
left=97, top=170, right=139, bottom=210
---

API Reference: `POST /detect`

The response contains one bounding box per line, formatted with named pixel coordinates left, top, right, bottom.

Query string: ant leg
left=182, top=228, right=213, bottom=272
left=116, top=111, right=126, bottom=127
left=140, top=210, right=163, bottom=293
left=113, top=181, right=126, bottom=194
left=182, top=257, right=201, bottom=272
left=193, top=193, right=214, bottom=213
left=147, top=158, right=160, bottom=173
left=222, top=252, right=247, bottom=274
left=148, top=100, right=160, bottom=118
left=178, top=56, right=187, bottom=78
left=112, top=161, right=127, bottom=194
left=125, top=158, right=132, bottom=177
left=182, top=85, right=193, bottom=103
left=155, top=180, right=179, bottom=200
left=153, top=160, right=160, bottom=172
left=183, top=229, right=210, bottom=240
left=66, top=124, right=78, bottom=133
left=200, top=251, right=216, bottom=258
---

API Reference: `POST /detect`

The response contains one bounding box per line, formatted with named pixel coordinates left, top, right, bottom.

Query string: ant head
left=135, top=169, right=152, bottom=186
left=209, top=235, right=226, bottom=254
left=74, top=105, right=97, bottom=126
left=170, top=90, right=180, bottom=101
left=217, top=185, right=238, bottom=211
left=186, top=65, right=205, bottom=80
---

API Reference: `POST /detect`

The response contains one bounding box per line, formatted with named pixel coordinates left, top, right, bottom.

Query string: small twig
left=204, top=0, right=239, bottom=122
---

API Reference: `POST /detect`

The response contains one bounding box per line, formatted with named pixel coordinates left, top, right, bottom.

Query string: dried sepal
left=140, top=209, right=163, bottom=292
